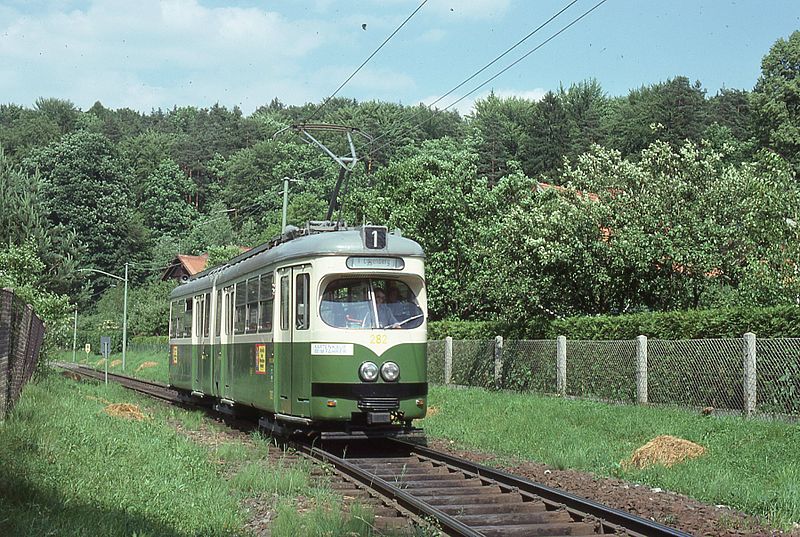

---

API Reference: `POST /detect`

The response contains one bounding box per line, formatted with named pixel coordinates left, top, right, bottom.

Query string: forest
left=1, top=31, right=799, bottom=347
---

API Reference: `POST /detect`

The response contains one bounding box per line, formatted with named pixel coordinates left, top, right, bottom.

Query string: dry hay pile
left=104, top=403, right=147, bottom=421
left=136, top=361, right=159, bottom=372
left=109, top=359, right=122, bottom=367
left=94, top=358, right=105, bottom=367
left=622, top=435, right=706, bottom=469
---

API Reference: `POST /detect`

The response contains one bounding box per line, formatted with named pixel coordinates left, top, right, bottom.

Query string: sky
left=1, top=0, right=798, bottom=115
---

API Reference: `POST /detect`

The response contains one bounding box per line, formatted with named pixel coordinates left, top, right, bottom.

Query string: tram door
left=195, top=293, right=211, bottom=394
left=275, top=264, right=312, bottom=417
left=212, top=288, right=222, bottom=396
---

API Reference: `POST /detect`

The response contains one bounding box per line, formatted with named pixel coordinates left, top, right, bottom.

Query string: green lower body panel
left=169, top=340, right=428, bottom=426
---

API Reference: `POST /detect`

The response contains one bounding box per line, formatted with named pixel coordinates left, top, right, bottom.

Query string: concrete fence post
left=494, top=335, right=503, bottom=389
left=743, top=332, right=757, bottom=418
left=636, top=335, right=648, bottom=404
left=556, top=335, right=566, bottom=396
left=444, top=336, right=453, bottom=385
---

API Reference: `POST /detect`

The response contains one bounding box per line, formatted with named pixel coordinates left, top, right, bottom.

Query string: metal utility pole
left=282, top=177, right=289, bottom=231
left=72, top=309, right=77, bottom=363
left=273, top=124, right=373, bottom=225
left=122, top=262, right=128, bottom=371
left=78, top=266, right=129, bottom=370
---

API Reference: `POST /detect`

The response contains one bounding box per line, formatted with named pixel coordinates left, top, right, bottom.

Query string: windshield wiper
left=381, top=313, right=424, bottom=329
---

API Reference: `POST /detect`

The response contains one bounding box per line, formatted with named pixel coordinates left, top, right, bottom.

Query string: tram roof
left=170, top=226, right=425, bottom=299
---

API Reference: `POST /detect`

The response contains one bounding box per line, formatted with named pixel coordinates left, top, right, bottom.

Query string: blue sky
left=1, top=0, right=798, bottom=115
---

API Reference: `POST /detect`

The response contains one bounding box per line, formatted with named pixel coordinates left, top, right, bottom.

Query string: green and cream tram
left=168, top=224, right=427, bottom=438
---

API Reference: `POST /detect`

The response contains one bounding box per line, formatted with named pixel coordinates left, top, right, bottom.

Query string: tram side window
left=246, top=278, right=259, bottom=333
left=215, top=289, right=222, bottom=338
left=296, top=273, right=310, bottom=330
left=169, top=300, right=178, bottom=338
left=258, top=274, right=274, bottom=332
left=203, top=292, right=210, bottom=337
left=280, top=275, right=289, bottom=331
left=234, top=281, right=246, bottom=334
left=183, top=298, right=193, bottom=337
left=195, top=295, right=203, bottom=337
left=224, top=287, right=234, bottom=335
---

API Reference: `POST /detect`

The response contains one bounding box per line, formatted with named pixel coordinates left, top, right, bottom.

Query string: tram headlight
left=359, top=361, right=379, bottom=382
left=380, top=361, right=400, bottom=382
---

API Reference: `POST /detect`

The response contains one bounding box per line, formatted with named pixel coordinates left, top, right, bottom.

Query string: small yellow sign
left=255, top=344, right=266, bottom=375
left=84, top=343, right=91, bottom=354
left=171, top=345, right=178, bottom=365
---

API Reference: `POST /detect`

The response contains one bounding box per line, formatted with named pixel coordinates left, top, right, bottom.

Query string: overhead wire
left=328, top=0, right=612, bottom=172
left=302, top=0, right=429, bottom=124
left=295, top=0, right=589, bottom=177
left=180, top=0, right=609, bottom=239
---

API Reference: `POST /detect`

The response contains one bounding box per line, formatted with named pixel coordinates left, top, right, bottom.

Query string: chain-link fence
left=450, top=339, right=494, bottom=388
left=0, top=289, right=46, bottom=419
left=756, top=338, right=800, bottom=415
left=648, top=339, right=744, bottom=409
left=503, top=340, right=557, bottom=393
left=432, top=333, right=800, bottom=418
left=565, top=339, right=636, bottom=402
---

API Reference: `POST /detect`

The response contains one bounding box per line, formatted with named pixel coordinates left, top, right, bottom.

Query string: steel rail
left=55, top=364, right=692, bottom=536
left=296, top=443, right=485, bottom=537
left=393, top=439, right=692, bottom=537
left=56, top=363, right=180, bottom=403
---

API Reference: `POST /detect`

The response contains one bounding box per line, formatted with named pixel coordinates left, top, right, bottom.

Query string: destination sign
left=346, top=256, right=404, bottom=270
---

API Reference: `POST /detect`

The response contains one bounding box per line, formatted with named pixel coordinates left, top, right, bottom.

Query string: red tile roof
left=177, top=254, right=209, bottom=275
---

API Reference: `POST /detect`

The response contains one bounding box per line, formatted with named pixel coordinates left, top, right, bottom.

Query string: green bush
left=428, top=317, right=550, bottom=340
left=130, top=335, right=168, bottom=346
left=549, top=306, right=800, bottom=340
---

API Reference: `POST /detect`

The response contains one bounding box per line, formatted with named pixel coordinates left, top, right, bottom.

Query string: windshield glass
left=321, top=278, right=423, bottom=329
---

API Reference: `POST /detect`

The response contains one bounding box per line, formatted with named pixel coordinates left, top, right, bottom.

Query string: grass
left=0, top=373, right=242, bottom=536
left=0, top=373, right=389, bottom=537
left=422, top=385, right=800, bottom=529
left=53, top=348, right=168, bottom=383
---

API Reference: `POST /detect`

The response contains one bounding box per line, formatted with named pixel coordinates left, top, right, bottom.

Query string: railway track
left=56, top=363, right=691, bottom=537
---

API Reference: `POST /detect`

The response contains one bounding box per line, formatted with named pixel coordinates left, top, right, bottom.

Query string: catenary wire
left=303, top=0, right=429, bottom=123
left=325, top=0, right=612, bottom=174
left=186, top=0, right=608, bottom=234
left=296, top=0, right=588, bottom=178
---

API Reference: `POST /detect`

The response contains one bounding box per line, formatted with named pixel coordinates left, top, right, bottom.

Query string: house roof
left=177, top=254, right=209, bottom=275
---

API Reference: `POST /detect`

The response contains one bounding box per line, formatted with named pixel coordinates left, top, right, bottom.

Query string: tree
left=347, top=138, right=492, bottom=319
left=607, top=77, right=709, bottom=156
left=0, top=241, right=73, bottom=349
left=24, top=131, right=145, bottom=279
left=470, top=92, right=532, bottom=184
left=751, top=30, right=800, bottom=176
left=139, top=158, right=198, bottom=236
left=0, top=104, right=61, bottom=161
left=560, top=79, right=610, bottom=161
left=0, top=148, right=84, bottom=296
left=527, top=91, right=570, bottom=178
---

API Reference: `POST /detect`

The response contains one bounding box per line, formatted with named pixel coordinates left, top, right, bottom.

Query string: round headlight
left=381, top=361, right=400, bottom=382
left=359, top=361, right=379, bottom=382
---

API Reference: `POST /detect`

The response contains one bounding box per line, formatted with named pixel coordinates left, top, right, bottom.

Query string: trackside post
left=636, top=335, right=648, bottom=404
left=556, top=336, right=566, bottom=396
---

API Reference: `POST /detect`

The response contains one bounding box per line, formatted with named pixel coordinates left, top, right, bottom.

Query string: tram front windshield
left=321, top=278, right=423, bottom=329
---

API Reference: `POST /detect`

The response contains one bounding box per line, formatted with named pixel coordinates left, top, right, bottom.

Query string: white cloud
left=0, top=0, right=330, bottom=112
left=420, top=87, right=547, bottom=115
